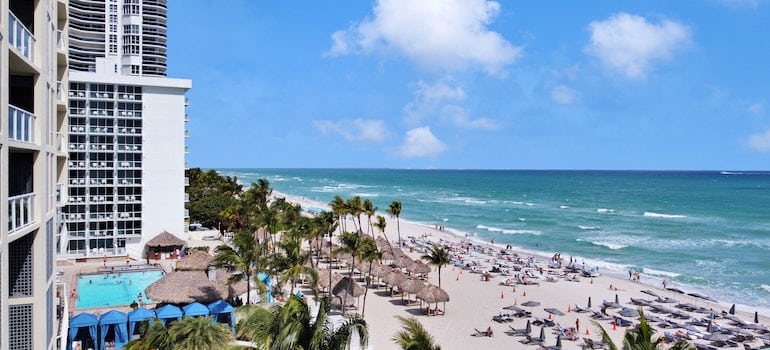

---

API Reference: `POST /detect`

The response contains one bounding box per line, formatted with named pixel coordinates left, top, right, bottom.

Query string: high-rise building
left=61, top=0, right=190, bottom=260
left=1, top=0, right=69, bottom=349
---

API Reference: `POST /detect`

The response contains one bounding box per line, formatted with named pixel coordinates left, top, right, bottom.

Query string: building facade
left=1, top=0, right=69, bottom=349
left=61, top=0, right=190, bottom=259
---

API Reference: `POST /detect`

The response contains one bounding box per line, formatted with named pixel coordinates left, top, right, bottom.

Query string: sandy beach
left=277, top=192, right=769, bottom=350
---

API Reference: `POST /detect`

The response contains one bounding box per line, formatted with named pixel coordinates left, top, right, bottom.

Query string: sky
left=168, top=0, right=770, bottom=170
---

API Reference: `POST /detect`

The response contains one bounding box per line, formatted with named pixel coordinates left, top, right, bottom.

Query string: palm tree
left=421, top=245, right=451, bottom=287
left=358, top=237, right=381, bottom=317
left=335, top=231, right=363, bottom=278
left=124, top=319, right=173, bottom=350
left=374, top=215, right=389, bottom=245
left=330, top=195, right=347, bottom=234
left=241, top=296, right=368, bottom=350
left=277, top=236, right=318, bottom=295
left=392, top=316, right=441, bottom=350
left=346, top=196, right=363, bottom=233
left=591, top=309, right=692, bottom=350
left=362, top=198, right=377, bottom=237
left=167, top=316, right=232, bottom=350
left=212, top=230, right=264, bottom=305
left=388, top=201, right=403, bottom=248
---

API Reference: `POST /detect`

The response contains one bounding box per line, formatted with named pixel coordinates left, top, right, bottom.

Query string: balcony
left=184, top=177, right=189, bottom=186
left=56, top=29, right=66, bottom=51
left=9, top=193, right=35, bottom=233
left=57, top=81, right=67, bottom=104
left=8, top=12, right=36, bottom=62
left=184, top=194, right=189, bottom=203
left=185, top=129, right=189, bottom=138
left=184, top=113, right=189, bottom=122
left=184, top=209, right=189, bottom=218
left=8, top=105, right=35, bottom=143
left=56, top=132, right=67, bottom=153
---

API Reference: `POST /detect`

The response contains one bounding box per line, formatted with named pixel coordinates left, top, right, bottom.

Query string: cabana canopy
left=146, top=230, right=185, bottom=248
left=182, top=302, right=210, bottom=317
left=127, top=307, right=156, bottom=337
left=155, top=304, right=183, bottom=324
left=69, top=312, right=98, bottom=350
left=98, top=310, right=128, bottom=350
left=208, top=300, right=236, bottom=332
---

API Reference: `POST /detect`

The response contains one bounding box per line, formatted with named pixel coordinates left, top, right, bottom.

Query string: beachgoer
left=486, top=326, right=494, bottom=337
left=629, top=270, right=632, bottom=279
left=662, top=279, right=667, bottom=289
left=575, top=318, right=580, bottom=332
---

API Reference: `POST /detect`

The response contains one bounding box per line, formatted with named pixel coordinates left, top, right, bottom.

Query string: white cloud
left=586, top=13, right=691, bottom=79
left=397, top=127, right=447, bottom=158
left=313, top=118, right=390, bottom=142
left=326, top=0, right=521, bottom=75
left=404, top=79, right=466, bottom=124
left=441, top=105, right=497, bottom=130
left=551, top=85, right=579, bottom=105
left=747, top=129, right=770, bottom=152
left=748, top=102, right=764, bottom=116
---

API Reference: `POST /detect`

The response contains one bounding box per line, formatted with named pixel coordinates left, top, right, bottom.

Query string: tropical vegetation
left=392, top=316, right=441, bottom=350
left=421, top=245, right=451, bottom=287
left=591, top=309, right=693, bottom=350
left=125, top=317, right=231, bottom=350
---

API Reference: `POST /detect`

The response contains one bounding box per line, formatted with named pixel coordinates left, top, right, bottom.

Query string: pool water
left=76, top=270, right=164, bottom=309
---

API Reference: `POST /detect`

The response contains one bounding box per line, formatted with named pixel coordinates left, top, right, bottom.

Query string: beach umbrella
left=521, top=300, right=540, bottom=307
left=416, top=284, right=450, bottom=304
left=385, top=270, right=406, bottom=289
left=619, top=308, right=639, bottom=318
left=525, top=319, right=532, bottom=334
left=538, top=326, right=546, bottom=342
left=544, top=307, right=565, bottom=316
left=407, top=260, right=432, bottom=276
left=395, top=255, right=413, bottom=269
left=332, top=277, right=365, bottom=298
left=729, top=304, right=736, bottom=315
left=615, top=294, right=619, bottom=304
left=504, top=305, right=524, bottom=313
left=587, top=297, right=592, bottom=308
left=398, top=277, right=426, bottom=304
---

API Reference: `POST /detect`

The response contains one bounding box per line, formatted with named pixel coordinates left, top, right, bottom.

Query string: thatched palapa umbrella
left=407, top=260, right=432, bottom=276
left=332, top=276, right=365, bottom=314
left=385, top=270, right=406, bottom=296
left=397, top=277, right=425, bottom=305
left=394, top=255, right=413, bottom=270
left=416, top=283, right=450, bottom=316
left=146, top=252, right=246, bottom=305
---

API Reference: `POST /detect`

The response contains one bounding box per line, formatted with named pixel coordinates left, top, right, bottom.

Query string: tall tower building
left=1, top=0, right=69, bottom=349
left=61, top=0, right=190, bottom=260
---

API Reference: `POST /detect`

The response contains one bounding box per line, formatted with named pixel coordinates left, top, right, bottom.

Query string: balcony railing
left=8, top=12, right=35, bottom=62
left=56, top=132, right=67, bottom=152
left=56, top=29, right=65, bottom=51
left=9, top=193, right=35, bottom=233
left=184, top=209, right=189, bottom=218
left=57, top=81, right=67, bottom=103
left=184, top=177, right=189, bottom=186
left=8, top=105, right=35, bottom=143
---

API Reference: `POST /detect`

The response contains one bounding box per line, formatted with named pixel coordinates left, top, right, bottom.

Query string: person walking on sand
left=575, top=318, right=580, bottom=332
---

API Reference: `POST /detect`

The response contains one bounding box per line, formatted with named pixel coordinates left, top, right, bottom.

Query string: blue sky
left=168, top=0, right=770, bottom=170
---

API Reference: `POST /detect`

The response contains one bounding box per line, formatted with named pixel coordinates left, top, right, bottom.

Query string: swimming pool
left=76, top=270, right=164, bottom=309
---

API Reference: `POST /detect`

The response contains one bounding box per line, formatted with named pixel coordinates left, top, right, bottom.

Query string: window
left=109, top=14, right=117, bottom=23
left=124, top=25, right=140, bottom=34
left=109, top=4, right=118, bottom=12
left=109, top=24, right=117, bottom=33
left=131, top=65, right=140, bottom=75
left=110, top=44, right=118, bottom=54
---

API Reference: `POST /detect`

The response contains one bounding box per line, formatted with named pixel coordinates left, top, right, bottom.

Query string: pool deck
left=56, top=231, right=228, bottom=317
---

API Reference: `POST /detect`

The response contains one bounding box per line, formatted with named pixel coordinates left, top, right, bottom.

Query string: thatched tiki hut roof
left=397, top=277, right=425, bottom=304
left=416, top=284, right=450, bottom=315
left=407, top=260, right=432, bottom=276
left=175, top=251, right=212, bottom=271
left=147, top=252, right=247, bottom=304
left=146, top=231, right=186, bottom=259
left=146, top=230, right=185, bottom=248
left=331, top=277, right=365, bottom=314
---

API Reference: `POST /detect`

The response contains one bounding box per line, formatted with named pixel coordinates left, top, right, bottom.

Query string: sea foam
left=596, top=208, right=615, bottom=213
left=589, top=241, right=626, bottom=250
left=578, top=225, right=598, bottom=230
left=644, top=212, right=687, bottom=219
left=476, top=224, right=541, bottom=235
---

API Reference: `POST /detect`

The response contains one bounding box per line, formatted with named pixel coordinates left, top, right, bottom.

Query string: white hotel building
left=61, top=0, right=190, bottom=259
left=2, top=0, right=69, bottom=348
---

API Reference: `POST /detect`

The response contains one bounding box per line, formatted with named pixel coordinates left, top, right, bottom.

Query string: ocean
left=217, top=169, right=770, bottom=312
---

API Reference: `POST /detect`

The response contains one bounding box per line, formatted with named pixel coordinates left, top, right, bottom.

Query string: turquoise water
left=77, top=270, right=164, bottom=309
left=218, top=169, right=770, bottom=311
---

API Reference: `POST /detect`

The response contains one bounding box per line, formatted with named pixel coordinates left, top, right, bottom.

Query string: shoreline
left=275, top=191, right=770, bottom=319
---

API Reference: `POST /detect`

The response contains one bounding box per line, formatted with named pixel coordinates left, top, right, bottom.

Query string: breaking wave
left=644, top=212, right=687, bottom=219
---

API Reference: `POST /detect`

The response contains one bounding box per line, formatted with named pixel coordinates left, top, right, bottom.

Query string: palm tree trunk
left=362, top=264, right=372, bottom=316
left=246, top=272, right=252, bottom=305
left=397, top=217, right=402, bottom=248
left=438, top=266, right=442, bottom=288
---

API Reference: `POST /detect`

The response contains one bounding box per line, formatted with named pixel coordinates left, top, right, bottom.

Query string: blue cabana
left=207, top=300, right=236, bottom=332
left=69, top=312, right=98, bottom=350
left=98, top=310, right=128, bottom=350
left=182, top=302, right=210, bottom=317
left=127, top=307, right=156, bottom=337
left=155, top=304, right=182, bottom=325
